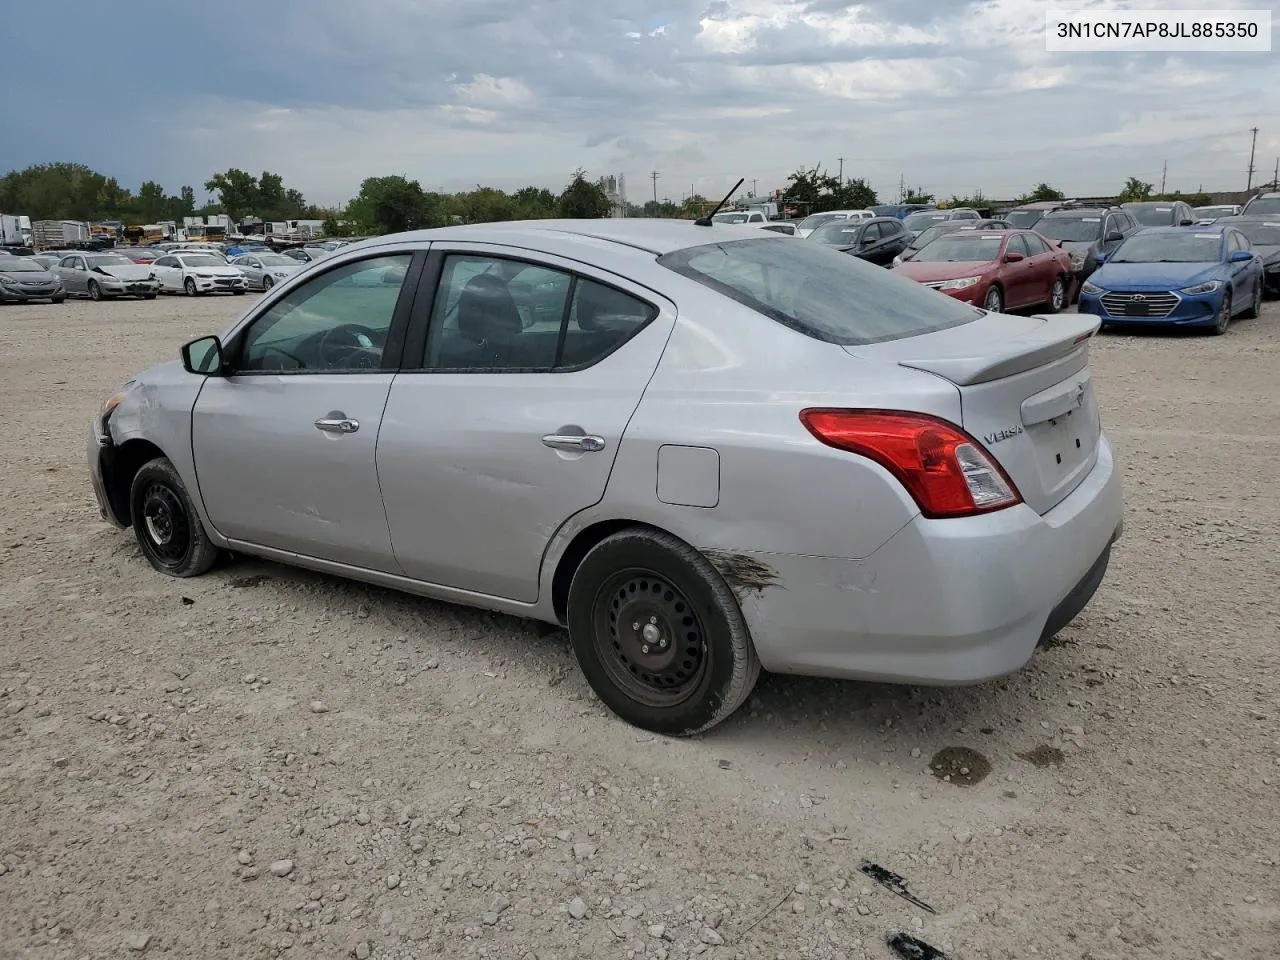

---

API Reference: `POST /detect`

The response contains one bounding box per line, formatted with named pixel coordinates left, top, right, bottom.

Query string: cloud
left=1, top=0, right=1275, bottom=206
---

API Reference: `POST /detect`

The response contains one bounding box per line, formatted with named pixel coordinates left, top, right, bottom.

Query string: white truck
left=1, top=214, right=32, bottom=248
left=32, top=219, right=89, bottom=250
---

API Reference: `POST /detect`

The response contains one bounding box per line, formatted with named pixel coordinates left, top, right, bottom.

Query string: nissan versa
left=88, top=220, right=1125, bottom=736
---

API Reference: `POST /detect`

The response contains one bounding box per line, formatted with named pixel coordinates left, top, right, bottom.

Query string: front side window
left=1006, top=234, right=1032, bottom=257
left=236, top=254, right=411, bottom=373
left=424, top=255, right=655, bottom=371
left=659, top=237, right=983, bottom=345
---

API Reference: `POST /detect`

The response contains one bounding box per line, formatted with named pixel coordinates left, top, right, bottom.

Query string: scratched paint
left=702, top=549, right=781, bottom=601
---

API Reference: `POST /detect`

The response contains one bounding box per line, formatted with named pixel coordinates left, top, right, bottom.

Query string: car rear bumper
left=735, top=435, right=1124, bottom=684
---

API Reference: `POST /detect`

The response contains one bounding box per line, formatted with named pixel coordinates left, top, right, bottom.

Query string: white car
left=230, top=252, right=307, bottom=291
left=795, top=210, right=876, bottom=238
left=151, top=252, right=248, bottom=296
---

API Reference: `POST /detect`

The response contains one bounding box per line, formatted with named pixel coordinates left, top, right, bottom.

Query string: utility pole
left=1160, top=161, right=1167, bottom=195
left=1246, top=127, right=1258, bottom=191
left=1273, top=157, right=1279, bottom=190
left=650, top=171, right=659, bottom=207
left=751, top=178, right=757, bottom=197
left=838, top=157, right=845, bottom=183
left=898, top=173, right=905, bottom=203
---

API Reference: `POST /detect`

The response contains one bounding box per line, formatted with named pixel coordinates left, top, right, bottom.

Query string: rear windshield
left=903, top=212, right=951, bottom=231
left=1037, top=217, right=1103, bottom=242
left=657, top=237, right=982, bottom=346
left=1004, top=210, right=1045, bottom=228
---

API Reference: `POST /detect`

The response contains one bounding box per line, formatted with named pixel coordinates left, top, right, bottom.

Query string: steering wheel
left=317, top=323, right=381, bottom=369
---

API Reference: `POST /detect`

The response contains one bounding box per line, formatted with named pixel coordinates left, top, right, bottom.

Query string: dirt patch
left=928, top=746, right=992, bottom=786
left=1018, top=744, right=1067, bottom=769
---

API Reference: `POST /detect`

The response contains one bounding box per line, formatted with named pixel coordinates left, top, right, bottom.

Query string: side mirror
left=1105, top=231, right=1125, bottom=242
left=1095, top=251, right=1109, bottom=264
left=181, top=335, right=224, bottom=376
left=1179, top=219, right=1194, bottom=226
left=1004, top=251, right=1025, bottom=262
left=1230, top=250, right=1254, bottom=262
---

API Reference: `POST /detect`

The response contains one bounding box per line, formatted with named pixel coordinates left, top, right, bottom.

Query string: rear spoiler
left=896, top=314, right=1101, bottom=385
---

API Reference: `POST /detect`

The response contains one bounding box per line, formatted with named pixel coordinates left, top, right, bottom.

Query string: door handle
left=315, top=417, right=359, bottom=434
left=542, top=434, right=605, bottom=452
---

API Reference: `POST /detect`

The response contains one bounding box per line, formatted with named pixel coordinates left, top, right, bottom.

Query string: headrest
left=457, top=273, right=522, bottom=343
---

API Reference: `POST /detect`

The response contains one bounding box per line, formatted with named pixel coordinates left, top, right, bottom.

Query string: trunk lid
left=844, top=311, right=1103, bottom=515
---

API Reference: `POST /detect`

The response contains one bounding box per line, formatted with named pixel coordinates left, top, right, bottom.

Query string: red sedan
left=891, top=229, right=1073, bottom=313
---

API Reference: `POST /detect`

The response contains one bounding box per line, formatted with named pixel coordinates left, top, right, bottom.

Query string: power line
left=1246, top=127, right=1258, bottom=191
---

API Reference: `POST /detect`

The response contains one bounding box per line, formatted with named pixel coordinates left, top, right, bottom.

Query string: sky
left=4, top=0, right=1278, bottom=207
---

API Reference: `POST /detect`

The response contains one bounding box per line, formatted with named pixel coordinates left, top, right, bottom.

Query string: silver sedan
left=87, top=219, right=1123, bottom=735
left=230, top=252, right=307, bottom=291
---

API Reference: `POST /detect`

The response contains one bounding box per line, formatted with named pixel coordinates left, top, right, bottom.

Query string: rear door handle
left=542, top=434, right=605, bottom=452
left=315, top=417, right=359, bottom=434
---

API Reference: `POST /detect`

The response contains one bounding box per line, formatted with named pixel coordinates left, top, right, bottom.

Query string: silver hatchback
left=88, top=220, right=1124, bottom=735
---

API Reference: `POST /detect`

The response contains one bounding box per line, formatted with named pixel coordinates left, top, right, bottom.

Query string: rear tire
left=982, top=284, right=1003, bottom=313
left=1211, top=290, right=1232, bottom=335
left=129, top=457, right=219, bottom=578
left=566, top=528, right=761, bottom=736
left=1044, top=276, right=1067, bottom=313
left=1242, top=279, right=1262, bottom=319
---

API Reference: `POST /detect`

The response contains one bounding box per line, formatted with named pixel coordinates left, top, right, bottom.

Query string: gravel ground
left=1, top=292, right=1277, bottom=960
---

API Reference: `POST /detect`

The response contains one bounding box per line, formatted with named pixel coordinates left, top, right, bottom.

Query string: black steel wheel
left=129, top=457, right=219, bottom=577
left=567, top=528, right=761, bottom=736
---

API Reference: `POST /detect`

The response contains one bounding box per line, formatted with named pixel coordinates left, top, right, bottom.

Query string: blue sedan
left=1077, top=225, right=1264, bottom=335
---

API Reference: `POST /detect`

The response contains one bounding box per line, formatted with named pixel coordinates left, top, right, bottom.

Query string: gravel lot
left=1, top=292, right=1277, bottom=960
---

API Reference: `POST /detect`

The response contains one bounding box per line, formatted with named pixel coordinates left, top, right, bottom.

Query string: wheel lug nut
left=641, top=644, right=650, bottom=654
left=649, top=615, right=658, bottom=624
left=632, top=622, right=640, bottom=631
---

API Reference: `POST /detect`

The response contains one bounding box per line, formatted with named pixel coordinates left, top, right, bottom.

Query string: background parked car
left=1240, top=192, right=1280, bottom=216
left=893, top=219, right=1010, bottom=265
left=901, top=208, right=981, bottom=239
left=868, top=203, right=936, bottom=219
left=151, top=252, right=248, bottom=296
left=1194, top=204, right=1241, bottom=224
left=805, top=216, right=910, bottom=265
left=116, top=246, right=162, bottom=265
left=1121, top=201, right=1197, bottom=227
left=1035, top=206, right=1141, bottom=292
left=794, top=210, right=874, bottom=238
left=892, top=228, right=1073, bottom=313
left=231, top=252, right=307, bottom=290
left=53, top=252, right=160, bottom=300
left=1077, top=225, right=1263, bottom=335
left=1003, top=201, right=1075, bottom=229
left=1207, top=216, right=1280, bottom=296
left=0, top=256, right=66, bottom=303
left=281, top=246, right=332, bottom=264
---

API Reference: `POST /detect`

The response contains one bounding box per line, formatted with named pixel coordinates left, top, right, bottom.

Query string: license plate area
left=1125, top=302, right=1150, bottom=317
left=1031, top=407, right=1091, bottom=475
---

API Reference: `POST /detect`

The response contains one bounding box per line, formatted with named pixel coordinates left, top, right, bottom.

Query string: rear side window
left=658, top=237, right=983, bottom=346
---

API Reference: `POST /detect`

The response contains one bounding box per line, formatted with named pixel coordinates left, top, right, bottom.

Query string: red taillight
left=799, top=409, right=1022, bottom=518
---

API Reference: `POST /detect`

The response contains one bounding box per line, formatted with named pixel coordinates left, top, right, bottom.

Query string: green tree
left=454, top=186, right=514, bottom=224
left=1016, top=182, right=1066, bottom=204
left=133, top=181, right=169, bottom=222
left=784, top=167, right=878, bottom=213
left=1117, top=176, right=1154, bottom=203
left=346, top=175, right=446, bottom=234
left=901, top=187, right=934, bottom=204
left=511, top=186, right=558, bottom=220
left=203, top=168, right=259, bottom=220
left=557, top=169, right=612, bottom=218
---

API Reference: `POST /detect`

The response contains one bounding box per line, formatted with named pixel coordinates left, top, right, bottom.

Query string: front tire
left=184, top=278, right=198, bottom=297
left=129, top=457, right=219, bottom=577
left=88, top=280, right=103, bottom=301
left=566, top=528, right=761, bottom=736
left=983, top=284, right=1004, bottom=313
left=51, top=296, right=65, bottom=304
left=1211, top=290, right=1232, bottom=335
left=262, top=275, right=274, bottom=291
left=144, top=294, right=157, bottom=300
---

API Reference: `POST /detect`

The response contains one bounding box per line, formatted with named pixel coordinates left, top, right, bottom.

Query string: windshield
left=1037, top=217, right=1103, bottom=242
left=257, top=254, right=297, bottom=266
left=903, top=212, right=951, bottom=231
left=809, top=222, right=863, bottom=245
left=1244, top=196, right=1280, bottom=215
left=1230, top=222, right=1280, bottom=246
left=798, top=213, right=843, bottom=231
left=85, top=254, right=133, bottom=267
left=0, top=258, right=44, bottom=272
left=657, top=237, right=982, bottom=345
left=907, top=225, right=955, bottom=249
left=1127, top=205, right=1176, bottom=226
left=913, top=236, right=1004, bottom=262
left=712, top=213, right=751, bottom=224
left=1110, top=232, right=1222, bottom=263
left=179, top=255, right=225, bottom=267
left=1005, top=209, right=1046, bottom=228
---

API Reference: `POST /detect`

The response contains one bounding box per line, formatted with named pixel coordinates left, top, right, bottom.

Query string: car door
left=55, top=256, right=84, bottom=294
left=881, top=219, right=909, bottom=259
left=1020, top=232, right=1059, bottom=304
left=854, top=222, right=884, bottom=262
left=1001, top=234, right=1037, bottom=306
left=376, top=245, right=677, bottom=602
left=1225, top=231, right=1251, bottom=301
left=151, top=256, right=177, bottom=291
left=240, top=256, right=263, bottom=287
left=1100, top=215, right=1126, bottom=256
left=189, top=249, right=424, bottom=570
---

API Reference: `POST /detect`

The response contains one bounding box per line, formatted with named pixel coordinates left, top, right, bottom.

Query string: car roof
left=1042, top=207, right=1113, bottom=217
left=1122, top=201, right=1181, bottom=208
left=1138, top=224, right=1228, bottom=235
left=351, top=218, right=777, bottom=257
left=1011, top=201, right=1068, bottom=210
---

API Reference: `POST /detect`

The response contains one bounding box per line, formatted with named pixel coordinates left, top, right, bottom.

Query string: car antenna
left=694, top=177, right=746, bottom=227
